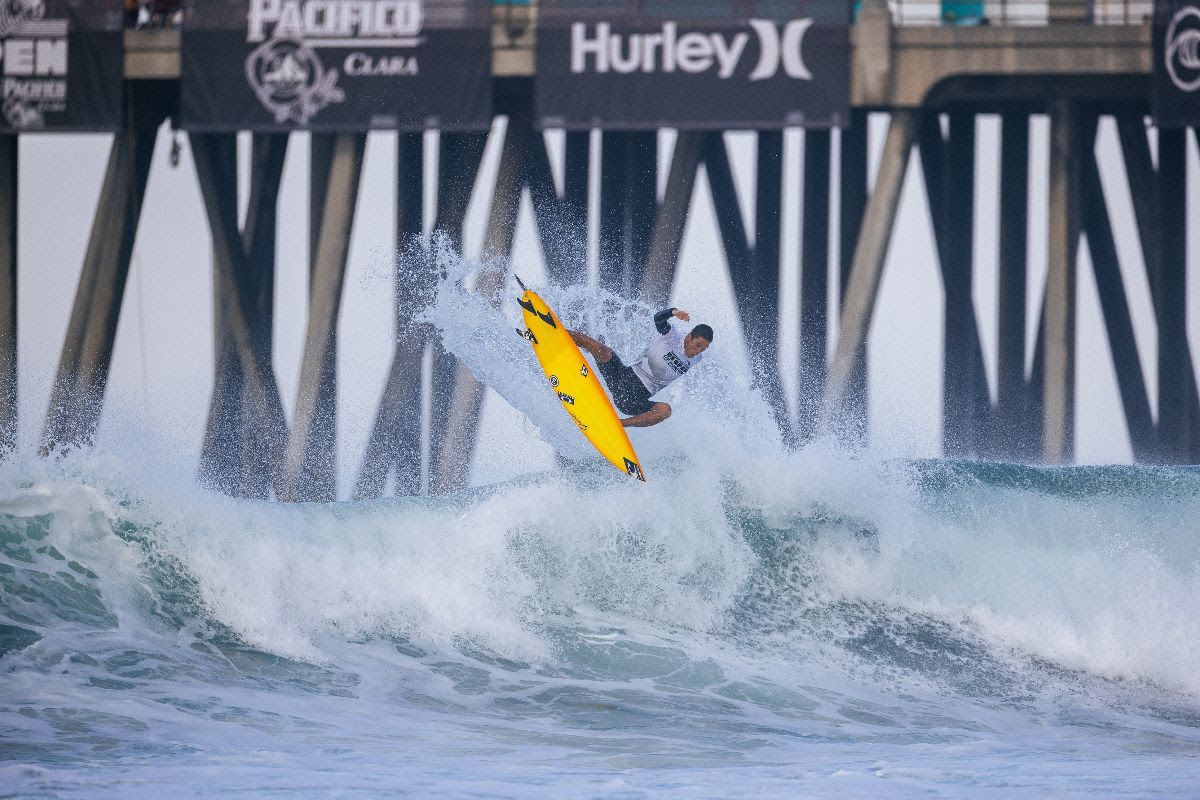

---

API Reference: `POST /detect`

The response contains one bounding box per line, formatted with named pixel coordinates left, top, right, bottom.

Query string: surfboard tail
left=623, top=457, right=646, bottom=482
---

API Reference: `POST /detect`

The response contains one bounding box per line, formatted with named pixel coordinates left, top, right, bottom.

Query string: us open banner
left=536, top=0, right=850, bottom=130
left=1154, top=0, right=1200, bottom=127
left=181, top=0, right=492, bottom=131
left=0, top=0, right=123, bottom=132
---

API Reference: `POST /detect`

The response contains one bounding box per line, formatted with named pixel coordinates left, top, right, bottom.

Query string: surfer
left=569, top=309, right=712, bottom=428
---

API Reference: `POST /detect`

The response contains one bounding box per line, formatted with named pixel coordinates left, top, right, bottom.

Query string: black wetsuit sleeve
left=653, top=308, right=675, bottom=334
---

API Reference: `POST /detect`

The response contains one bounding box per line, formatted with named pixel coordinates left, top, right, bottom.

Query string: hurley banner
left=181, top=0, right=492, bottom=131
left=1154, top=0, right=1200, bottom=127
left=536, top=0, right=850, bottom=130
left=0, top=0, right=123, bottom=132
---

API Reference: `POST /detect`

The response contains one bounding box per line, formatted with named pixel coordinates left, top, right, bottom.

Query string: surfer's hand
left=672, top=309, right=690, bottom=322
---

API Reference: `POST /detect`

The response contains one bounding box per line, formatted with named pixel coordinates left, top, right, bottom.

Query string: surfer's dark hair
left=690, top=324, right=713, bottom=343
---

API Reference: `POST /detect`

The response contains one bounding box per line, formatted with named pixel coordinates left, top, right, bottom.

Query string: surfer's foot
left=569, top=330, right=613, bottom=363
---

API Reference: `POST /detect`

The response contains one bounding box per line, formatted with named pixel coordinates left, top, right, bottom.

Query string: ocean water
left=3, top=257, right=1200, bottom=797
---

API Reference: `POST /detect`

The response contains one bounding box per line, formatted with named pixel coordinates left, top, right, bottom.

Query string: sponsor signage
left=536, top=1, right=850, bottom=129
left=0, top=0, right=123, bottom=132
left=1155, top=0, right=1200, bottom=127
left=181, top=0, right=492, bottom=131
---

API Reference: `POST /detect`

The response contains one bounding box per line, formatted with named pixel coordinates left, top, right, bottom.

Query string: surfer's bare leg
left=621, top=403, right=671, bottom=428
left=568, top=330, right=613, bottom=364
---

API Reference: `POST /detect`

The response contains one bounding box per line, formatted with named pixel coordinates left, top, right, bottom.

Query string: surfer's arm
left=653, top=308, right=690, bottom=334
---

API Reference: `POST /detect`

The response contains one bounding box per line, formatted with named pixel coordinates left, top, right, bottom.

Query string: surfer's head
left=684, top=325, right=712, bottom=358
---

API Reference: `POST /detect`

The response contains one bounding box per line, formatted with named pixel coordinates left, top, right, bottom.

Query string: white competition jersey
left=631, top=326, right=704, bottom=395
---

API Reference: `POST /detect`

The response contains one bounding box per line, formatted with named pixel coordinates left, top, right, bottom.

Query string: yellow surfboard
left=516, top=287, right=646, bottom=482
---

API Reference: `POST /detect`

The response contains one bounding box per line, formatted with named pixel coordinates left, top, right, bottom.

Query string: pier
left=3, top=0, right=1196, bottom=499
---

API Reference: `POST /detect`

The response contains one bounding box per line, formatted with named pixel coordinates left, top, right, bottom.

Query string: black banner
left=182, top=0, right=492, bottom=131
left=1155, top=0, right=1200, bottom=128
left=0, top=0, right=123, bottom=132
left=536, top=1, right=850, bottom=130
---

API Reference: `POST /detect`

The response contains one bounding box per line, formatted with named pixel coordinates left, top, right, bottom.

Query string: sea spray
left=415, top=237, right=787, bottom=475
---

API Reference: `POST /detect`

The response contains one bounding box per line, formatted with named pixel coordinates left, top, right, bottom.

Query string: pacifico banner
left=1154, top=0, right=1200, bottom=127
left=181, top=0, right=492, bottom=131
left=0, top=0, right=123, bottom=132
left=535, top=0, right=850, bottom=130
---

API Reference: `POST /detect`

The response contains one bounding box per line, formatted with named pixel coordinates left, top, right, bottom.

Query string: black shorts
left=597, top=353, right=655, bottom=416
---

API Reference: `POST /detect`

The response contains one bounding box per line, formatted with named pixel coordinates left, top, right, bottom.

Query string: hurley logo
left=570, top=19, right=813, bottom=81
left=1166, top=5, right=1200, bottom=93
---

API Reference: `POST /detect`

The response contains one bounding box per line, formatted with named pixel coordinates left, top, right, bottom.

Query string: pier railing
left=887, top=0, right=1154, bottom=25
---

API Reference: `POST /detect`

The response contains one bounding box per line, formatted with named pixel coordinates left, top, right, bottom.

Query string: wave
left=2, top=450, right=1199, bottom=708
